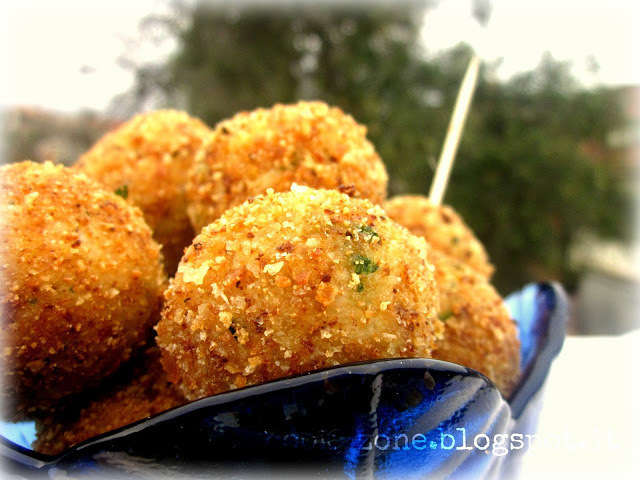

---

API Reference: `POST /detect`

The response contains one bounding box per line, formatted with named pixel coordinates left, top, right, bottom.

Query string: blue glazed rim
left=0, top=282, right=568, bottom=477
left=505, top=282, right=568, bottom=418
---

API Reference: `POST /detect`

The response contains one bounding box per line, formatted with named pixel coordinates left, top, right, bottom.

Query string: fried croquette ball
left=430, top=250, right=520, bottom=397
left=156, top=186, right=442, bottom=400
left=186, top=101, right=389, bottom=233
left=384, top=195, right=494, bottom=278
left=75, top=109, right=211, bottom=274
left=0, top=161, right=167, bottom=415
left=33, top=347, right=185, bottom=455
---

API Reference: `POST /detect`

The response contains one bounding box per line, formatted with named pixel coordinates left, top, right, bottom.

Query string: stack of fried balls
left=0, top=102, right=520, bottom=455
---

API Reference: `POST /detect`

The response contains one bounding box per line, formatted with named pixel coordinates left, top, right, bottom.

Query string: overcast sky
left=1, top=0, right=638, bottom=113
left=422, top=0, right=640, bottom=87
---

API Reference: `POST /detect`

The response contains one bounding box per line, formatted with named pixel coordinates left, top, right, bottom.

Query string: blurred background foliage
left=3, top=0, right=634, bottom=296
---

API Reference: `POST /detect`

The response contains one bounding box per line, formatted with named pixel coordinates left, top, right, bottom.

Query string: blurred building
left=573, top=85, right=640, bottom=335
left=1, top=107, right=120, bottom=166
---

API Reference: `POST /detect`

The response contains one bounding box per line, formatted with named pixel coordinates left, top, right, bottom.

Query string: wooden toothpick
left=428, top=53, right=481, bottom=206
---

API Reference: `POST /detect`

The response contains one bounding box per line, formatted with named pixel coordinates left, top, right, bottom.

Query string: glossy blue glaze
left=505, top=283, right=567, bottom=418
left=0, top=283, right=568, bottom=478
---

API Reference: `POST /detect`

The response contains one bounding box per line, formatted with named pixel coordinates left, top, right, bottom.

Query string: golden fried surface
left=384, top=195, right=494, bottom=278
left=186, top=101, right=389, bottom=233
left=33, top=346, right=185, bottom=456
left=0, top=161, right=167, bottom=416
left=75, top=110, right=211, bottom=274
left=156, top=186, right=442, bottom=400
left=430, top=250, right=520, bottom=397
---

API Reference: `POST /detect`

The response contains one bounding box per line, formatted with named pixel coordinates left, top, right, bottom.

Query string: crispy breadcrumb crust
left=157, top=186, right=442, bottom=400
left=33, top=346, right=185, bottom=456
left=0, top=161, right=167, bottom=416
left=186, top=101, right=388, bottom=232
left=75, top=109, right=211, bottom=274
left=430, top=250, right=520, bottom=397
left=384, top=195, right=494, bottom=278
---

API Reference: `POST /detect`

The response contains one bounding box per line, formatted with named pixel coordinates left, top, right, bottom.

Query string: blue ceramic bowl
left=1, top=282, right=567, bottom=478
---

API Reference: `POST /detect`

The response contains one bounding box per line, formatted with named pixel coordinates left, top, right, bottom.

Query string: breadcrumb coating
left=75, top=109, right=211, bottom=274
left=430, top=250, right=520, bottom=397
left=186, top=101, right=388, bottom=232
left=0, top=161, right=167, bottom=416
left=33, top=346, right=185, bottom=455
left=156, top=186, right=442, bottom=400
left=384, top=195, right=494, bottom=278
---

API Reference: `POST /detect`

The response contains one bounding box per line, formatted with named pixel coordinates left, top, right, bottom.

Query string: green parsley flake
left=358, top=225, right=380, bottom=241
left=114, top=184, right=129, bottom=199
left=352, top=254, right=378, bottom=275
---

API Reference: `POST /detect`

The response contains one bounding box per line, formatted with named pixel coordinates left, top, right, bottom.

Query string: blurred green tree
left=116, top=0, right=631, bottom=293
left=448, top=53, right=631, bottom=290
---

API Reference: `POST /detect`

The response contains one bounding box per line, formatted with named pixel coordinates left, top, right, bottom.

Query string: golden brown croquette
left=75, top=109, right=211, bottom=274
left=33, top=346, right=185, bottom=456
left=384, top=195, right=494, bottom=278
left=156, top=186, right=442, bottom=400
left=0, top=161, right=167, bottom=416
left=430, top=250, right=520, bottom=397
left=186, top=101, right=389, bottom=233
